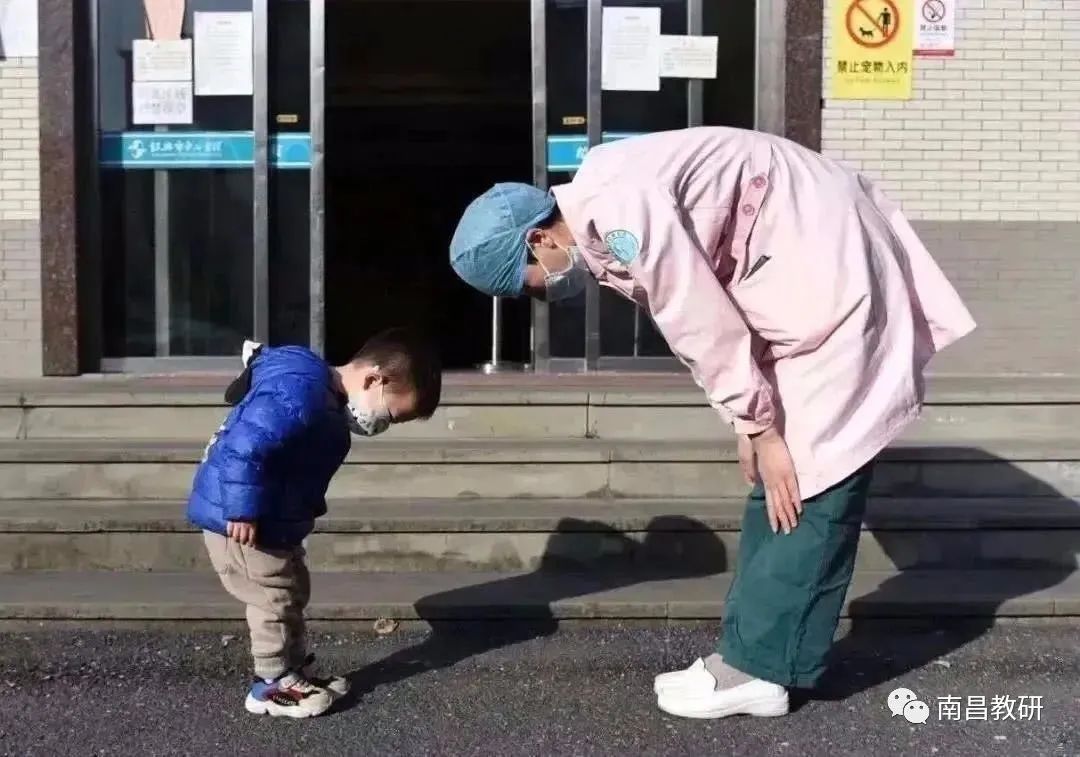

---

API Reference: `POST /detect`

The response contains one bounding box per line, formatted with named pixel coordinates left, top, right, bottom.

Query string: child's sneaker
left=243, top=671, right=333, bottom=718
left=300, top=653, right=350, bottom=698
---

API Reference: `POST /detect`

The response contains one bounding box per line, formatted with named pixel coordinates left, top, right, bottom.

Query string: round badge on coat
left=604, top=229, right=641, bottom=265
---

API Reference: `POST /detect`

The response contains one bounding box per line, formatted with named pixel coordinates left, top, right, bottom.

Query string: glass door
left=95, top=0, right=323, bottom=370
left=530, top=0, right=757, bottom=372
left=268, top=0, right=321, bottom=349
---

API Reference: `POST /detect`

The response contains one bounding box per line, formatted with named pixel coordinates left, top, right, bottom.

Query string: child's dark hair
left=351, top=328, right=442, bottom=419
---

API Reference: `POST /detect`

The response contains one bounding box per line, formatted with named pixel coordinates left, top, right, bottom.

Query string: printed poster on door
left=830, top=0, right=913, bottom=100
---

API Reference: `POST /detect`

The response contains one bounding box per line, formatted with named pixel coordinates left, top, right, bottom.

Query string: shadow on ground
left=337, top=450, right=1078, bottom=715
left=808, top=449, right=1079, bottom=708
left=334, top=516, right=726, bottom=713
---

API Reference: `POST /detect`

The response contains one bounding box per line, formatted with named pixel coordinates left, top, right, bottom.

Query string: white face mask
left=346, top=382, right=392, bottom=437
left=531, top=242, right=590, bottom=302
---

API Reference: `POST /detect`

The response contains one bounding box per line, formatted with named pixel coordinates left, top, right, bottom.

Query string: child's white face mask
left=346, top=382, right=391, bottom=437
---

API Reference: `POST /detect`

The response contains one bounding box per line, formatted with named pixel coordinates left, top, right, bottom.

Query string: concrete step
left=1, top=568, right=1077, bottom=621
left=2, top=375, right=1079, bottom=441
left=2, top=497, right=1078, bottom=573
left=0, top=438, right=1078, bottom=499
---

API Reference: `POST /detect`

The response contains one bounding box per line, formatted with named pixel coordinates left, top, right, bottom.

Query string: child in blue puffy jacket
left=187, top=328, right=441, bottom=718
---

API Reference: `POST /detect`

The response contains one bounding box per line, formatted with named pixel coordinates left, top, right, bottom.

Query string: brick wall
left=821, top=0, right=1080, bottom=221
left=0, top=55, right=42, bottom=378
left=821, top=0, right=1080, bottom=374
left=912, top=220, right=1080, bottom=374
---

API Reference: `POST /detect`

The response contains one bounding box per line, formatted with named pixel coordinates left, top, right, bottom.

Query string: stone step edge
left=1, top=438, right=1079, bottom=463
left=2, top=497, right=1079, bottom=533
left=3, top=375, right=1080, bottom=407
left=0, top=569, right=1077, bottom=619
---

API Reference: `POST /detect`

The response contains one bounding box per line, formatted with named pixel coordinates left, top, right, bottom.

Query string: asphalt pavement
left=0, top=622, right=1077, bottom=756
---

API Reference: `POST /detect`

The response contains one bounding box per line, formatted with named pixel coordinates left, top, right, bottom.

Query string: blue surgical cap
left=450, top=183, right=557, bottom=297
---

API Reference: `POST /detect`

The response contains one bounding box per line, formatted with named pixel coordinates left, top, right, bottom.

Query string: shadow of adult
left=335, top=515, right=727, bottom=712
left=813, top=446, right=1079, bottom=703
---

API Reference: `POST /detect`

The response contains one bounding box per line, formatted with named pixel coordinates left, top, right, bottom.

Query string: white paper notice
left=0, top=0, right=38, bottom=58
left=601, top=7, right=661, bottom=92
left=194, top=12, right=254, bottom=96
left=915, top=0, right=956, bottom=57
left=133, top=39, right=193, bottom=82
left=660, top=35, right=718, bottom=79
left=132, top=81, right=194, bottom=125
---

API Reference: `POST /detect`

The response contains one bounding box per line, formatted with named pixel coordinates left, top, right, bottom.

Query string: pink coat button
left=751, top=175, right=768, bottom=189
left=742, top=203, right=756, bottom=216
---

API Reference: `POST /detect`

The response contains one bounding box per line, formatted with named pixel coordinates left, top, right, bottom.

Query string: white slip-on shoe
left=653, top=657, right=718, bottom=697
left=657, top=674, right=789, bottom=720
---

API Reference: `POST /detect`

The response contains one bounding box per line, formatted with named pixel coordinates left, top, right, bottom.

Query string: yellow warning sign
left=830, top=0, right=913, bottom=100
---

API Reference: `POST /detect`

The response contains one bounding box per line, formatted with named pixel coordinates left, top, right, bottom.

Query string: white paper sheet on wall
left=132, top=81, right=194, bottom=125
left=659, top=35, right=718, bottom=79
left=133, top=39, right=193, bottom=82
left=601, top=7, right=661, bottom=92
left=193, top=11, right=254, bottom=96
left=0, top=0, right=38, bottom=58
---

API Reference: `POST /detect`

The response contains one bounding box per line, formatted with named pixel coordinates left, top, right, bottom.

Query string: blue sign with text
left=102, top=131, right=641, bottom=172
left=100, top=132, right=312, bottom=169
left=547, top=132, right=644, bottom=172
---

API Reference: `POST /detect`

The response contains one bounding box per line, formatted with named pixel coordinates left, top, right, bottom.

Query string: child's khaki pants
left=203, top=531, right=310, bottom=680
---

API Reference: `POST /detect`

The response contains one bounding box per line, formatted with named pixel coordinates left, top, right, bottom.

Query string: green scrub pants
left=719, top=461, right=874, bottom=689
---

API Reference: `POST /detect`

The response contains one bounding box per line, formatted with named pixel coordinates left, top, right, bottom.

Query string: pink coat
left=551, top=127, right=976, bottom=498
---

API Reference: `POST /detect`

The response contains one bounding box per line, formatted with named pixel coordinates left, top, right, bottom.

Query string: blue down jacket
left=186, top=344, right=352, bottom=548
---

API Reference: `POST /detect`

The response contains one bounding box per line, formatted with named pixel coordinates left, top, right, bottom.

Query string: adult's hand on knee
left=750, top=427, right=803, bottom=535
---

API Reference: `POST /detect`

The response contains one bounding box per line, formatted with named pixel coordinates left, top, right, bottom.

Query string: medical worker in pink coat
left=449, top=127, right=975, bottom=720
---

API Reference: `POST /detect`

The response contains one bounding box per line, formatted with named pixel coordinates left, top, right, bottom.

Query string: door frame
left=96, top=0, right=325, bottom=373
left=76, top=0, right=786, bottom=373
left=526, top=0, right=788, bottom=374
left=308, top=0, right=327, bottom=356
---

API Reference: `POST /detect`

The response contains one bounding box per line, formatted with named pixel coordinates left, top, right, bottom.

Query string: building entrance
left=91, top=0, right=756, bottom=372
